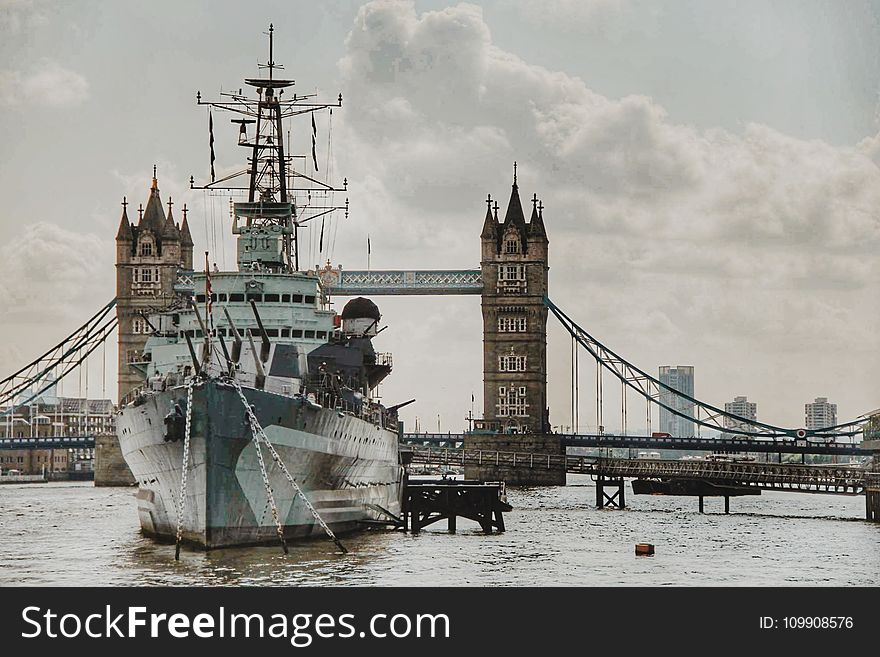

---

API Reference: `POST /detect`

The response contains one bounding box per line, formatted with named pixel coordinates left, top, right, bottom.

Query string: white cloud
left=514, top=0, right=630, bottom=33
left=0, top=0, right=48, bottom=34
left=333, top=1, right=880, bottom=429
left=0, top=222, right=113, bottom=320
left=0, top=58, right=89, bottom=108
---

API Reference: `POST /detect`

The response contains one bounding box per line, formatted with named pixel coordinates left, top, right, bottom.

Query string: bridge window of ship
left=292, top=329, right=303, bottom=338
left=316, top=331, right=327, bottom=339
left=230, top=293, right=244, bottom=302
left=305, top=295, right=316, bottom=304
left=218, top=293, right=227, bottom=302
left=196, top=294, right=205, bottom=302
left=281, top=329, right=290, bottom=337
left=246, top=293, right=262, bottom=302
left=292, top=294, right=303, bottom=303
left=305, top=330, right=315, bottom=338
left=264, top=293, right=280, bottom=302
left=265, top=329, right=278, bottom=337
left=281, top=294, right=291, bottom=302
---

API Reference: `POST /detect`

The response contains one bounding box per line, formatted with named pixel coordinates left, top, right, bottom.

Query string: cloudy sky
left=1, top=0, right=878, bottom=432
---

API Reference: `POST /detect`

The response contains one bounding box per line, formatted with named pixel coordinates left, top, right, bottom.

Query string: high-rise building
left=805, top=397, right=837, bottom=430
left=658, top=366, right=695, bottom=437
left=723, top=395, right=757, bottom=437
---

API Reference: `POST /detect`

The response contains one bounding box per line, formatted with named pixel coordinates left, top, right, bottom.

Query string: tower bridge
left=1, top=165, right=877, bottom=519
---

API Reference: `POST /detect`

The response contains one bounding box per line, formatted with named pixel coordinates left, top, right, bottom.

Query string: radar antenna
left=191, top=24, right=348, bottom=272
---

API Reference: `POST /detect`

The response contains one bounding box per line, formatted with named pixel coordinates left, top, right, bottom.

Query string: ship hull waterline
left=117, top=379, right=403, bottom=550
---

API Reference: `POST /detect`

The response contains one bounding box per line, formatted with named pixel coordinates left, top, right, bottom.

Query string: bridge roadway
left=401, top=432, right=876, bottom=456
left=405, top=445, right=876, bottom=496
left=0, top=436, right=96, bottom=450
left=4, top=431, right=875, bottom=457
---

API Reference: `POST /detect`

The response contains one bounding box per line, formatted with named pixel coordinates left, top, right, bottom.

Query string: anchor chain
left=174, top=381, right=194, bottom=561
left=232, top=381, right=348, bottom=554
left=244, top=408, right=289, bottom=554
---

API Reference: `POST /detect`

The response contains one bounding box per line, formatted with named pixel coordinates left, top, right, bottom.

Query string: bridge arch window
left=498, top=264, right=526, bottom=281
left=133, top=267, right=160, bottom=284
left=497, top=264, right=527, bottom=294
left=498, top=315, right=527, bottom=332
left=505, top=238, right=520, bottom=255
left=139, top=237, right=154, bottom=257
left=497, top=385, right=528, bottom=417
left=499, top=354, right=526, bottom=372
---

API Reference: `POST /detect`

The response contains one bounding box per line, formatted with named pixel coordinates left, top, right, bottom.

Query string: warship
left=116, top=26, right=403, bottom=552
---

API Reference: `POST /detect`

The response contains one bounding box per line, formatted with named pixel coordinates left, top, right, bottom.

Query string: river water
left=1, top=479, right=878, bottom=586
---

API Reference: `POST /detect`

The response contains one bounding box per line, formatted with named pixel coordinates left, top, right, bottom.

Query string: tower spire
left=481, top=193, right=497, bottom=240
left=162, top=196, right=180, bottom=240
left=529, top=197, right=547, bottom=240
left=152, top=165, right=158, bottom=190
left=513, top=160, right=517, bottom=187
left=116, top=196, right=133, bottom=242
left=180, top=203, right=194, bottom=248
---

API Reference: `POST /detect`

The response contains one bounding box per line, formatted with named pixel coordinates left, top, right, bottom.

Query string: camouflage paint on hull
left=118, top=379, right=402, bottom=549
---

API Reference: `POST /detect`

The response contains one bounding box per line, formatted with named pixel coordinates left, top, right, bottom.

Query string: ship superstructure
left=115, top=26, right=402, bottom=552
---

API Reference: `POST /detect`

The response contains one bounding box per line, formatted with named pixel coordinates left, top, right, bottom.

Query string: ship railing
left=375, top=352, right=393, bottom=368
left=119, top=385, right=147, bottom=408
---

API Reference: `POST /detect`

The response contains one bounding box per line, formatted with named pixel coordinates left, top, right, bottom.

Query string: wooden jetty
left=400, top=477, right=511, bottom=534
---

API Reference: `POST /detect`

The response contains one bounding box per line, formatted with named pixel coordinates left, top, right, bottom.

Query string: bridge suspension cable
left=0, top=299, right=118, bottom=415
left=545, top=296, right=866, bottom=439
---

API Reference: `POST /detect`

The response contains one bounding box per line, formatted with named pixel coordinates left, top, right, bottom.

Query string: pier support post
left=596, top=476, right=626, bottom=509
left=724, top=496, right=730, bottom=514
left=698, top=496, right=704, bottom=513
left=867, top=491, right=879, bottom=522
left=447, top=486, right=457, bottom=533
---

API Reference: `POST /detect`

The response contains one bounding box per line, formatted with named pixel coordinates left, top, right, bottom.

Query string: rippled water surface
left=1, top=478, right=878, bottom=586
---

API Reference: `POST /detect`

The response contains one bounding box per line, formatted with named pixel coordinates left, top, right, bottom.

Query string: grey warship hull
left=118, top=379, right=402, bottom=549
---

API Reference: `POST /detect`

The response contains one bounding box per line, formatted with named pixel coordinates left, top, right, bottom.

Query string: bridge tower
left=114, top=170, right=194, bottom=401
left=478, top=164, right=549, bottom=435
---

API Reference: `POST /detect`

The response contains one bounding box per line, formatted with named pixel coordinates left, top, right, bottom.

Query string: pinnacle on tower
left=162, top=196, right=180, bottom=240
left=179, top=204, right=194, bottom=247
left=502, top=162, right=527, bottom=228
left=139, top=170, right=166, bottom=233
left=116, top=197, right=133, bottom=242
left=501, top=161, right=528, bottom=250
left=481, top=193, right=497, bottom=240
left=529, top=194, right=547, bottom=240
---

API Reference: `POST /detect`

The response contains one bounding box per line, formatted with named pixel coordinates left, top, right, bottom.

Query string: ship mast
left=191, top=24, right=348, bottom=273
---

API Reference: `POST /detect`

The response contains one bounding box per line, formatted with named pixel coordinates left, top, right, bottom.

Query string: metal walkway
left=322, top=269, right=483, bottom=295
left=405, top=446, right=871, bottom=495
left=401, top=432, right=877, bottom=456
left=0, top=436, right=96, bottom=450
